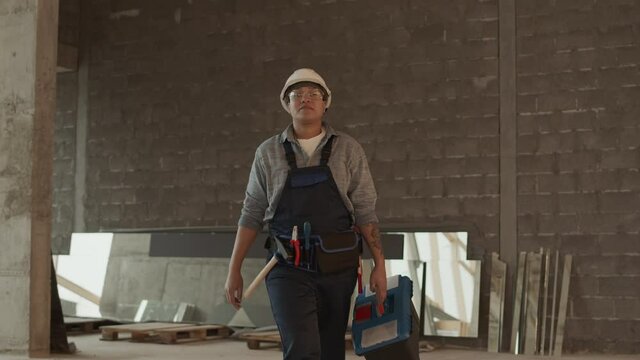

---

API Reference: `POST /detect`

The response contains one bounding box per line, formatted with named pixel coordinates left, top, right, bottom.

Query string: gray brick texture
left=52, top=0, right=81, bottom=254
left=81, top=0, right=501, bottom=250
left=53, top=72, right=78, bottom=254
left=49, top=0, right=640, bottom=353
left=516, top=0, right=640, bottom=353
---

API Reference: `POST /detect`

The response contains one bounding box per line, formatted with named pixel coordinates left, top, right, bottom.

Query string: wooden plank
left=509, top=252, right=527, bottom=353
left=57, top=275, right=101, bottom=305
left=30, top=0, right=60, bottom=356
left=156, top=325, right=232, bottom=344
left=100, top=322, right=191, bottom=341
left=553, top=255, right=573, bottom=357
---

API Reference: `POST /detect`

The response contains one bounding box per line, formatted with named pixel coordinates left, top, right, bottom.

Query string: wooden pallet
left=238, top=330, right=281, bottom=350
left=239, top=331, right=353, bottom=350
left=156, top=325, right=232, bottom=344
left=64, top=317, right=119, bottom=335
left=100, top=322, right=191, bottom=341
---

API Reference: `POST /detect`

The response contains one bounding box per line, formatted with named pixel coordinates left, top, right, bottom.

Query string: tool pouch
left=314, top=231, right=361, bottom=273
left=266, top=231, right=361, bottom=273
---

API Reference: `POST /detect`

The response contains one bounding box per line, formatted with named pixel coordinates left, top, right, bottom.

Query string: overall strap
left=282, top=140, right=297, bottom=169
left=320, top=135, right=335, bottom=166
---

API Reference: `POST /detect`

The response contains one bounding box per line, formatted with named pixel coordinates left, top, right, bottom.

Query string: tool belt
left=265, top=231, right=362, bottom=273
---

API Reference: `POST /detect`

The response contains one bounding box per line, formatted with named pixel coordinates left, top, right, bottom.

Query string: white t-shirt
left=298, top=128, right=326, bottom=158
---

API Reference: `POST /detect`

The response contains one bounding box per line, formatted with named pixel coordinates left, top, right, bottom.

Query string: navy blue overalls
left=266, top=135, right=358, bottom=360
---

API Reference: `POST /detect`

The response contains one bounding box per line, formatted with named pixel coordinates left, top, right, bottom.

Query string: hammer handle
left=243, top=256, right=278, bottom=300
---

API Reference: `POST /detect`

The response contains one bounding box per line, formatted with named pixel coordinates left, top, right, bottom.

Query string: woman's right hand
left=225, top=269, right=243, bottom=310
left=225, top=226, right=259, bottom=310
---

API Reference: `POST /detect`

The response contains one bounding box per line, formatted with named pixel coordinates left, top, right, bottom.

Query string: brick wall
left=83, top=0, right=500, bottom=250
left=50, top=0, right=640, bottom=352
left=74, top=0, right=499, bottom=346
left=516, top=0, right=640, bottom=353
left=53, top=72, right=77, bottom=254
left=58, top=0, right=79, bottom=46
left=52, top=0, right=80, bottom=254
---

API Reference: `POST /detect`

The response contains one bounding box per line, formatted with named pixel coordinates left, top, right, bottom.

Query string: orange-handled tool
left=291, top=226, right=301, bottom=267
left=357, top=256, right=363, bottom=294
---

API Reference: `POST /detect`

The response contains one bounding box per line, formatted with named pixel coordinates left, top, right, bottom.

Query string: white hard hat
left=279, top=68, right=332, bottom=113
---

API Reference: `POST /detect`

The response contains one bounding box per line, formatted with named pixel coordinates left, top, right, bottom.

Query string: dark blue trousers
left=266, top=264, right=357, bottom=360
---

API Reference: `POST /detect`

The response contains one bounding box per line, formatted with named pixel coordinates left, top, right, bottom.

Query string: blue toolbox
left=352, top=275, right=419, bottom=359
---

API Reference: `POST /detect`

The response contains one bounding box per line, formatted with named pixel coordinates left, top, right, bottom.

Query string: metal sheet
left=553, top=255, right=573, bottom=357
left=407, top=260, right=424, bottom=332
left=468, top=260, right=482, bottom=338
left=421, top=262, right=436, bottom=336
left=509, top=251, right=527, bottom=354
left=488, top=253, right=506, bottom=352
left=540, top=249, right=551, bottom=355
left=523, top=253, right=542, bottom=355
left=549, top=251, right=560, bottom=355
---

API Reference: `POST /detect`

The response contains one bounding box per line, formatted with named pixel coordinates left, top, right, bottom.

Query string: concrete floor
left=0, top=335, right=638, bottom=360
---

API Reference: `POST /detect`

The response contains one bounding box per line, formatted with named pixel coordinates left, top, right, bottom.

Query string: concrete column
left=0, top=0, right=59, bottom=355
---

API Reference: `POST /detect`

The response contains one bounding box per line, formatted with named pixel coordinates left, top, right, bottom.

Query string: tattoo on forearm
left=366, top=225, right=384, bottom=256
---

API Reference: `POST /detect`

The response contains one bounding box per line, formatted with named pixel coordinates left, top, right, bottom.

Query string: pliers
left=290, top=226, right=301, bottom=267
